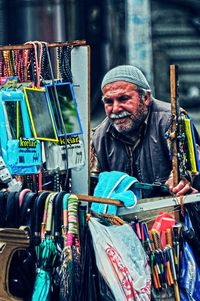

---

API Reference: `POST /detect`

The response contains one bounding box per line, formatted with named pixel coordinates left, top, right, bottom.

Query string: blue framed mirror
left=45, top=82, right=83, bottom=137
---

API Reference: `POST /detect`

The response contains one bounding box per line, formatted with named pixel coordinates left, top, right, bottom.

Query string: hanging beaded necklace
left=41, top=46, right=51, bottom=81
left=56, top=46, right=73, bottom=82
left=14, top=50, right=23, bottom=81
left=10, top=50, right=16, bottom=76
left=25, top=41, right=44, bottom=88
left=0, top=51, right=4, bottom=78
left=56, top=46, right=62, bottom=80
left=2, top=50, right=13, bottom=77
left=23, top=49, right=31, bottom=82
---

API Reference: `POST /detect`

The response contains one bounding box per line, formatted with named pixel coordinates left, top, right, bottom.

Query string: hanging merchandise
left=45, top=82, right=83, bottom=137
left=1, top=40, right=87, bottom=189
left=183, top=203, right=200, bottom=265
left=23, top=87, right=58, bottom=142
left=32, top=238, right=57, bottom=301
left=131, top=207, right=200, bottom=301
left=183, top=115, right=200, bottom=172
left=149, top=218, right=181, bottom=300
left=0, top=39, right=91, bottom=299
left=43, top=43, right=85, bottom=172
left=88, top=217, right=151, bottom=301
left=21, top=41, right=58, bottom=144
left=78, top=212, right=116, bottom=301
left=56, top=46, right=73, bottom=83
left=151, top=211, right=176, bottom=248
left=0, top=155, right=23, bottom=192
left=0, top=48, right=31, bottom=82
left=59, top=194, right=81, bottom=301
left=44, top=134, right=85, bottom=171
left=32, top=192, right=58, bottom=301
left=180, top=209, right=200, bottom=301
left=0, top=89, right=42, bottom=175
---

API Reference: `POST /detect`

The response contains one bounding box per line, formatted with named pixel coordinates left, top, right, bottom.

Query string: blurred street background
left=0, top=0, right=200, bottom=130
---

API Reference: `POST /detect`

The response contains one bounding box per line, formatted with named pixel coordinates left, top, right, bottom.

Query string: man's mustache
left=109, top=111, right=131, bottom=119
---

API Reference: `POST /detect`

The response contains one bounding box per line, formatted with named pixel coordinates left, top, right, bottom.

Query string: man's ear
left=144, top=91, right=151, bottom=106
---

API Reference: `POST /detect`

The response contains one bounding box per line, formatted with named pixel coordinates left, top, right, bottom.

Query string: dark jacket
left=92, top=99, right=172, bottom=197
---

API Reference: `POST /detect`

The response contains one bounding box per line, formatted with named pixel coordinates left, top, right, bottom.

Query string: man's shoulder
left=150, top=99, right=172, bottom=131
left=92, top=117, right=111, bottom=136
left=152, top=98, right=171, bottom=113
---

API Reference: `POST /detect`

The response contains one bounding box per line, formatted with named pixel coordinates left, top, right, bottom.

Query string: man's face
left=102, top=81, right=151, bottom=134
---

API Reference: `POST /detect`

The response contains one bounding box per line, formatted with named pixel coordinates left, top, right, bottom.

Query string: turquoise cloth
left=91, top=171, right=140, bottom=215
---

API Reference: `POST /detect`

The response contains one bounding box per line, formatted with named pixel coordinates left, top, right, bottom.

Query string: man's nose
left=112, top=100, right=122, bottom=112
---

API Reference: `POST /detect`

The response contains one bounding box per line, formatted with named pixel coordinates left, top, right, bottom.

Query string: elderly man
left=90, top=65, right=199, bottom=198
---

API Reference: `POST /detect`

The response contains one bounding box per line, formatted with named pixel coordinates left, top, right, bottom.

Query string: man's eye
left=102, top=97, right=113, bottom=105
left=118, top=95, right=130, bottom=102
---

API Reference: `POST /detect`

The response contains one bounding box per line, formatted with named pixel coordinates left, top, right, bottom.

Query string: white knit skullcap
left=101, top=65, right=150, bottom=90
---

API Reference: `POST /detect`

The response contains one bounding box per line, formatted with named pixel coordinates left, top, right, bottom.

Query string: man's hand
left=165, top=177, right=198, bottom=196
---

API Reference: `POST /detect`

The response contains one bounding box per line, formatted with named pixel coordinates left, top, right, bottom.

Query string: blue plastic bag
left=180, top=210, right=200, bottom=301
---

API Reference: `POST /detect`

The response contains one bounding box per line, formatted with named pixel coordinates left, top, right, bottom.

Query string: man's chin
left=113, top=124, right=132, bottom=134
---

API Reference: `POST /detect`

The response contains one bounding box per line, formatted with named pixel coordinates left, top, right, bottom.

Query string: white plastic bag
left=88, top=217, right=151, bottom=301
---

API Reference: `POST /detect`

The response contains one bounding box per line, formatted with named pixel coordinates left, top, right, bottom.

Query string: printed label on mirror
left=58, top=135, right=80, bottom=145
left=67, top=139, right=85, bottom=169
left=19, top=137, right=38, bottom=148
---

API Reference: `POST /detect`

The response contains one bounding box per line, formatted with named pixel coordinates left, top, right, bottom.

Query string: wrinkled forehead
left=102, top=81, right=138, bottom=95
